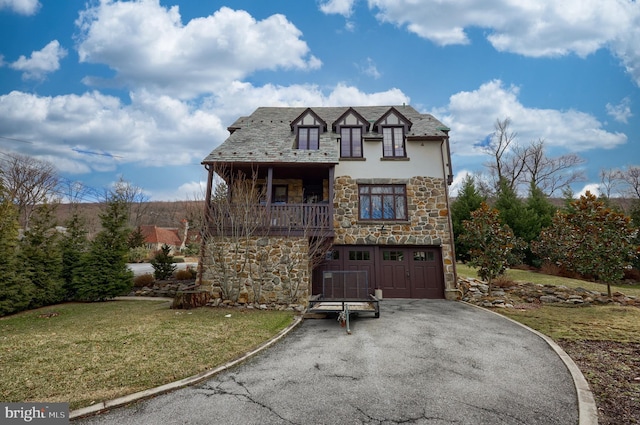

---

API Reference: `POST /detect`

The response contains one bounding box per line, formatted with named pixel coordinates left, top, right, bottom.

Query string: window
left=273, top=185, right=288, bottom=203
left=382, top=126, right=405, bottom=157
left=349, top=250, right=371, bottom=261
left=358, top=185, right=407, bottom=220
left=298, top=127, right=319, bottom=150
left=382, top=251, right=404, bottom=261
left=340, top=127, right=362, bottom=158
left=414, top=251, right=435, bottom=261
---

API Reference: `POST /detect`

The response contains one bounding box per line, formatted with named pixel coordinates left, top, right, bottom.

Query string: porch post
left=328, top=165, right=335, bottom=226
left=266, top=167, right=273, bottom=205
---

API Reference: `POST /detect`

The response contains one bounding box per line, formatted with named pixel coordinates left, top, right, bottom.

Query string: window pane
left=360, top=195, right=370, bottom=218
left=372, top=196, right=382, bottom=219
left=299, top=129, right=308, bottom=149
left=394, top=127, right=405, bottom=156
left=382, top=195, right=394, bottom=219
left=340, top=128, right=350, bottom=157
left=396, top=196, right=406, bottom=219
left=309, top=128, right=319, bottom=149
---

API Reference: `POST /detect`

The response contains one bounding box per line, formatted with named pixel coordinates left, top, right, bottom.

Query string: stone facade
left=200, top=175, right=457, bottom=306
left=333, top=175, right=457, bottom=298
left=200, top=235, right=310, bottom=308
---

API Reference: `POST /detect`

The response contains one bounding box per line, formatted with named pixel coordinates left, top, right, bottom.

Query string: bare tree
left=483, top=118, right=524, bottom=192
left=483, top=119, right=585, bottom=196
left=0, top=153, right=59, bottom=229
left=617, top=166, right=640, bottom=199
left=525, top=139, right=586, bottom=196
left=111, top=177, right=149, bottom=228
left=599, top=168, right=623, bottom=199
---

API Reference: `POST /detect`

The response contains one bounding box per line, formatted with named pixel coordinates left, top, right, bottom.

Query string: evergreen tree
left=522, top=183, right=557, bottom=266
left=450, top=175, right=484, bottom=261
left=151, top=244, right=177, bottom=280
left=74, top=191, right=134, bottom=301
left=59, top=209, right=89, bottom=300
left=20, top=203, right=64, bottom=308
left=128, top=225, right=146, bottom=249
left=0, top=187, right=33, bottom=316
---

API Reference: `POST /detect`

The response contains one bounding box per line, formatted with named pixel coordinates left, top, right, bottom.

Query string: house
left=200, top=105, right=457, bottom=306
left=140, top=225, right=183, bottom=254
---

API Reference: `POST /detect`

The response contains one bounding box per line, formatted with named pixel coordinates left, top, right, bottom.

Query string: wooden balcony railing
left=207, top=203, right=333, bottom=236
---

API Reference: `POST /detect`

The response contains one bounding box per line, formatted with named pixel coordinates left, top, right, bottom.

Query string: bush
left=623, top=267, right=640, bottom=282
left=128, top=246, right=150, bottom=263
left=175, top=267, right=196, bottom=280
left=172, top=256, right=185, bottom=263
left=134, top=273, right=155, bottom=287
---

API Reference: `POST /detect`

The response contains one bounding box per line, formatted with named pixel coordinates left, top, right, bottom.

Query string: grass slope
left=0, top=300, right=294, bottom=410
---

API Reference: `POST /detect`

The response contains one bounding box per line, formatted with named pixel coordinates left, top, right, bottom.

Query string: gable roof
left=140, top=225, right=181, bottom=246
left=202, top=105, right=449, bottom=165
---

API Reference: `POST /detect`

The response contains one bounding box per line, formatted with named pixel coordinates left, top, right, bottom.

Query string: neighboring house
left=140, top=225, right=182, bottom=254
left=200, top=105, right=457, bottom=306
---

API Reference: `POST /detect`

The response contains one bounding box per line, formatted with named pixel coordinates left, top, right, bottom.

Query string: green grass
left=457, top=262, right=640, bottom=343
left=456, top=263, right=640, bottom=297
left=500, top=305, right=640, bottom=342
left=0, top=301, right=294, bottom=410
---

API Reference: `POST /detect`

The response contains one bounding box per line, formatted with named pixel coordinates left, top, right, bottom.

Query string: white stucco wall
left=335, top=139, right=448, bottom=179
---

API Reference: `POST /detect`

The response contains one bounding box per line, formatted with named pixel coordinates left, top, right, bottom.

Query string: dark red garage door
left=313, top=246, right=444, bottom=299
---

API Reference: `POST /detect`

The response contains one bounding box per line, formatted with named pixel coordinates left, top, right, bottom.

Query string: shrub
left=172, top=256, right=185, bottom=263
left=134, top=273, right=155, bottom=287
left=175, top=267, right=196, bottom=280
left=128, top=246, right=150, bottom=263
left=493, top=275, right=515, bottom=288
left=623, top=267, right=640, bottom=282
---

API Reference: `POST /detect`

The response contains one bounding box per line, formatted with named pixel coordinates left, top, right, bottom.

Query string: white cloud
left=606, top=97, right=633, bottom=124
left=434, top=79, right=627, bottom=157
left=448, top=170, right=473, bottom=197
left=151, top=180, right=209, bottom=201
left=75, top=2, right=321, bottom=98
left=358, top=57, right=381, bottom=79
left=0, top=82, right=410, bottom=178
left=319, top=0, right=356, bottom=17
left=0, top=0, right=40, bottom=15
left=368, top=0, right=640, bottom=85
left=576, top=183, right=601, bottom=198
left=9, top=40, right=67, bottom=80
left=0, top=89, right=227, bottom=174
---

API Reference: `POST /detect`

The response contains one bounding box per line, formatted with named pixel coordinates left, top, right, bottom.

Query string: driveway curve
left=76, top=300, right=579, bottom=424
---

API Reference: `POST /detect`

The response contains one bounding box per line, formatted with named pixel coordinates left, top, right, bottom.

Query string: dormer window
left=382, top=126, right=405, bottom=157
left=373, top=107, right=412, bottom=159
left=291, top=108, right=327, bottom=151
left=298, top=127, right=319, bottom=150
left=340, top=127, right=362, bottom=157
left=333, top=107, right=368, bottom=158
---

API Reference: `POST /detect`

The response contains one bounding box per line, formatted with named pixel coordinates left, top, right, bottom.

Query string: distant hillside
left=55, top=201, right=205, bottom=237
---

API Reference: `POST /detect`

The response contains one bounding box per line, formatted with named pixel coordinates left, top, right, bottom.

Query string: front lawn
left=0, top=301, right=294, bottom=410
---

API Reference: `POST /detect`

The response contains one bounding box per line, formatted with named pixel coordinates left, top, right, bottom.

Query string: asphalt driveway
left=76, top=300, right=579, bottom=424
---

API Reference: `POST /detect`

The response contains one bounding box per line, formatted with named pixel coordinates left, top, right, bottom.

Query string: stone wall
left=333, top=175, right=457, bottom=298
left=200, top=235, right=310, bottom=309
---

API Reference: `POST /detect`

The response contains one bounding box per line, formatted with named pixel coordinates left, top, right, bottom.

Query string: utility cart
left=307, top=270, right=380, bottom=334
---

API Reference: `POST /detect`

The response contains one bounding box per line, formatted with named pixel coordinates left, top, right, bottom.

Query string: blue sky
left=1, top=0, right=638, bottom=201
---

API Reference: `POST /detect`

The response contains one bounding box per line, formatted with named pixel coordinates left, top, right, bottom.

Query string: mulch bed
left=558, top=340, right=640, bottom=425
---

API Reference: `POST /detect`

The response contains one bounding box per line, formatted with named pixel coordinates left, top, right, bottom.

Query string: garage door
left=313, top=246, right=444, bottom=299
